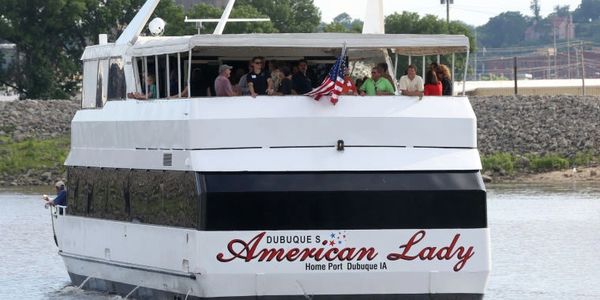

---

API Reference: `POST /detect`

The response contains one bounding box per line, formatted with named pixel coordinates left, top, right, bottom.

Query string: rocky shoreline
left=1, top=95, right=599, bottom=186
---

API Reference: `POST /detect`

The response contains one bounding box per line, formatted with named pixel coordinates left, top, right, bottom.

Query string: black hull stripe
left=69, top=272, right=484, bottom=300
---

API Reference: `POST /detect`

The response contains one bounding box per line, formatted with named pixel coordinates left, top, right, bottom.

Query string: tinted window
left=67, top=167, right=199, bottom=228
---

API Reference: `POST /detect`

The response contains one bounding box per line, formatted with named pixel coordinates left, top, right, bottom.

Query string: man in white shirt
left=398, top=65, right=424, bottom=96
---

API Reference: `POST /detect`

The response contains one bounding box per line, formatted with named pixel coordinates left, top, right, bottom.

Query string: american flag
left=305, top=46, right=347, bottom=105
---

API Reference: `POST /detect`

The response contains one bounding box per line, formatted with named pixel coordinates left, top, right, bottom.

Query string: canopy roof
left=125, top=33, right=469, bottom=58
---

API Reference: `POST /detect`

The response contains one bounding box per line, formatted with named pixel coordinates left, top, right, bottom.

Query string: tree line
left=477, top=0, right=600, bottom=48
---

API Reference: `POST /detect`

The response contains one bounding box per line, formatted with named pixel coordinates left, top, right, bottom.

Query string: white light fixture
left=148, top=17, right=166, bottom=36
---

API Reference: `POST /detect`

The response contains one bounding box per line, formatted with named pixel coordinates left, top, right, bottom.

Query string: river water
left=1, top=183, right=599, bottom=299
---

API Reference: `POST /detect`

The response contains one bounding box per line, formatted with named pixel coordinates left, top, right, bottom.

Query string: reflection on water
left=1, top=183, right=599, bottom=299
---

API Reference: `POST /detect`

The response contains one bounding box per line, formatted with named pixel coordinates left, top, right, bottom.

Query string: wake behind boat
left=50, top=0, right=490, bottom=298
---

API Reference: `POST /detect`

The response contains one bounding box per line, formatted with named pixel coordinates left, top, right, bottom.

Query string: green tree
left=573, top=0, right=600, bottom=22
left=384, top=12, right=475, bottom=78
left=236, top=0, right=321, bottom=33
left=0, top=0, right=186, bottom=99
left=477, top=12, right=528, bottom=48
left=323, top=13, right=363, bottom=33
left=530, top=0, right=541, bottom=22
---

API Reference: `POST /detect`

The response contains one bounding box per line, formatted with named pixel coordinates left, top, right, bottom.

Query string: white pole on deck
left=143, top=56, right=148, bottom=98
left=177, top=53, right=182, bottom=96
left=362, top=0, right=384, bottom=34
left=452, top=53, right=456, bottom=83
left=394, top=53, right=399, bottom=80
left=187, top=49, right=192, bottom=98
left=437, top=54, right=440, bottom=64
left=422, top=56, right=425, bottom=77
left=154, top=55, right=160, bottom=98
left=462, top=50, right=470, bottom=95
left=408, top=55, right=412, bottom=66
left=214, top=0, right=236, bottom=35
left=166, top=54, right=170, bottom=97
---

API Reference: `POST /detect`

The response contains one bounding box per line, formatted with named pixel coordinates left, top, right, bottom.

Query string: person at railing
left=342, top=67, right=358, bottom=96
left=247, top=56, right=274, bottom=97
left=236, top=61, right=252, bottom=96
left=292, top=59, right=312, bottom=95
left=377, top=62, right=396, bottom=92
left=215, top=64, right=238, bottom=96
left=437, top=64, right=454, bottom=96
left=128, top=75, right=157, bottom=100
left=276, top=66, right=293, bottom=95
left=43, top=181, right=67, bottom=207
left=424, top=69, right=442, bottom=96
left=398, top=65, right=424, bottom=97
left=359, top=67, right=394, bottom=96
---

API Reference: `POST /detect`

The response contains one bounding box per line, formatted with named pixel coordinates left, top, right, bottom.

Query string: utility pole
left=581, top=41, right=586, bottom=95
left=441, top=0, right=453, bottom=25
left=553, top=26, right=558, bottom=78
left=567, top=14, right=572, bottom=79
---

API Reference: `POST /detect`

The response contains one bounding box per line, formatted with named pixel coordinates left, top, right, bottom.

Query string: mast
left=362, top=0, right=384, bottom=34
left=115, top=0, right=161, bottom=45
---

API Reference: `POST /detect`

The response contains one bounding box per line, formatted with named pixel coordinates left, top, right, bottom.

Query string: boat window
left=67, top=167, right=199, bottom=228
left=81, top=60, right=98, bottom=108
left=200, top=172, right=487, bottom=230
left=96, top=59, right=109, bottom=107
left=107, top=58, right=126, bottom=100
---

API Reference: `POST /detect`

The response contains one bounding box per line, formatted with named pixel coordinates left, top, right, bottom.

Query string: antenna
left=184, top=17, right=270, bottom=35
left=185, top=0, right=270, bottom=35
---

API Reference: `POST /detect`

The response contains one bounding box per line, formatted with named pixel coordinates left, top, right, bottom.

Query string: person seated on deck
left=398, top=64, right=424, bottom=97
left=43, top=181, right=67, bottom=207
left=423, top=69, right=442, bottom=96
left=237, top=61, right=252, bottom=96
left=436, top=64, right=454, bottom=96
left=341, top=67, right=358, bottom=96
left=214, top=64, right=238, bottom=97
left=359, top=67, right=395, bottom=96
left=127, top=75, right=157, bottom=100
left=276, top=66, right=293, bottom=95
left=247, top=56, right=274, bottom=97
left=377, top=62, right=396, bottom=92
left=292, top=59, right=312, bottom=95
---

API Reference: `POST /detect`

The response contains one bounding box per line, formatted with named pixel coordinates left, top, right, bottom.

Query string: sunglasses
left=254, top=61, right=263, bottom=64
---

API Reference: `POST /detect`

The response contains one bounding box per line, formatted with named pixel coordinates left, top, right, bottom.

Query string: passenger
left=127, top=75, right=157, bottom=100
left=237, top=61, right=252, bottom=96
left=437, top=64, right=454, bottom=96
left=377, top=62, right=396, bottom=91
left=268, top=60, right=282, bottom=92
left=341, top=67, right=358, bottom=95
left=423, top=69, right=442, bottom=96
left=276, top=66, right=293, bottom=95
left=359, top=67, right=394, bottom=96
left=247, top=56, right=274, bottom=97
left=398, top=65, right=424, bottom=97
left=214, top=64, right=238, bottom=96
left=43, top=181, right=67, bottom=207
left=292, top=59, right=312, bottom=94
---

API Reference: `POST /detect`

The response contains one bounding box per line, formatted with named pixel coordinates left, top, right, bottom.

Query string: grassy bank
left=0, top=134, right=597, bottom=182
left=0, top=135, right=70, bottom=176
left=481, top=151, right=600, bottom=176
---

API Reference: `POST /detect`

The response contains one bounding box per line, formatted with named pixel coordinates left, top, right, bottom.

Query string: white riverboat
left=51, top=0, right=490, bottom=299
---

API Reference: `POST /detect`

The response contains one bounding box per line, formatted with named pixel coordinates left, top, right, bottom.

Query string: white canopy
left=125, top=33, right=469, bottom=58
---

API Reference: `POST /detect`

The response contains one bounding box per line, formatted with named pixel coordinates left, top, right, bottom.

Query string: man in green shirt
left=359, top=67, right=395, bottom=96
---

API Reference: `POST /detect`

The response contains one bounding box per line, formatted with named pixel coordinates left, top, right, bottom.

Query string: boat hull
left=55, top=215, right=490, bottom=299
